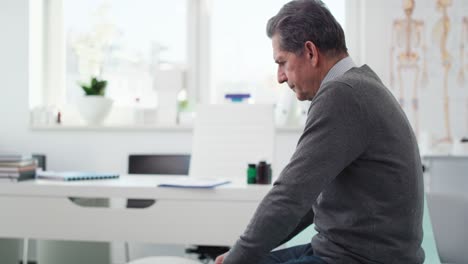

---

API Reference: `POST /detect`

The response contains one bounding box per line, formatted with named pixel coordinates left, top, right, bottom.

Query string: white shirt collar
left=320, top=56, right=356, bottom=87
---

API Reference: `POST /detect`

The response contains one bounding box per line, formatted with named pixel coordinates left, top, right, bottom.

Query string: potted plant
left=76, top=77, right=113, bottom=125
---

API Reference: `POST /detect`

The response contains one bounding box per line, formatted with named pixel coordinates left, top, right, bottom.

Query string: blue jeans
left=259, top=244, right=326, bottom=264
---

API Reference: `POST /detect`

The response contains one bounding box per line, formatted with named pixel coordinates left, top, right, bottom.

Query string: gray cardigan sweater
left=224, top=65, right=425, bottom=264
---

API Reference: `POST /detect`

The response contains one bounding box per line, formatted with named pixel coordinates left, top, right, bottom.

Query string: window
left=210, top=0, right=345, bottom=104
left=63, top=0, right=187, bottom=108
left=31, top=0, right=346, bottom=127
left=209, top=0, right=345, bottom=125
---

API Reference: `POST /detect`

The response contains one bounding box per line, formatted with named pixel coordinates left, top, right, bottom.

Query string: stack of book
left=0, top=153, right=37, bottom=181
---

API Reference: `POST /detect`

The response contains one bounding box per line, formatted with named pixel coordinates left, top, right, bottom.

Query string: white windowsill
left=30, top=124, right=194, bottom=132
left=29, top=124, right=304, bottom=133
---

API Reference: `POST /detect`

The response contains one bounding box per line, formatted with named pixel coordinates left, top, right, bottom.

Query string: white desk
left=0, top=175, right=271, bottom=246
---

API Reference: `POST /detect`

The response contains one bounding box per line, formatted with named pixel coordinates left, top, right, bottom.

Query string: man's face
left=272, top=34, right=319, bottom=101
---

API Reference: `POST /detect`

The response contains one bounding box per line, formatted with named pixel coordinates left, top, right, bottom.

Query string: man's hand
left=215, top=252, right=228, bottom=264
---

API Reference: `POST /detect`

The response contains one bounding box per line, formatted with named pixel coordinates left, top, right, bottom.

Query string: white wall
left=0, top=0, right=30, bottom=149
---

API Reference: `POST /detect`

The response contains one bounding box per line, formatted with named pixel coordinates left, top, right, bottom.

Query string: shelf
left=29, top=124, right=304, bottom=133
left=30, top=124, right=193, bottom=132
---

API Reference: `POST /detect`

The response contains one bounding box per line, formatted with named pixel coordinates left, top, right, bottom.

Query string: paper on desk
left=157, top=178, right=231, bottom=188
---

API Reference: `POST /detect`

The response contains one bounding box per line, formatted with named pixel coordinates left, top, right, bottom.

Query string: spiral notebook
left=37, top=171, right=119, bottom=181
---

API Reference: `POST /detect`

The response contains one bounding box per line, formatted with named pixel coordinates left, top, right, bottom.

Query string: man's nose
left=277, top=70, right=287, bottom=84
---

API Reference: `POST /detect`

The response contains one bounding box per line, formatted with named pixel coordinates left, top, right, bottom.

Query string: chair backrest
left=128, top=154, right=190, bottom=175
left=426, top=192, right=468, bottom=264
left=189, top=104, right=275, bottom=184
left=127, top=154, right=191, bottom=208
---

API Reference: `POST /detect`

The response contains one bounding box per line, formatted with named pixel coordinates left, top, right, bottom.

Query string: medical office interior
left=0, top=0, right=467, bottom=263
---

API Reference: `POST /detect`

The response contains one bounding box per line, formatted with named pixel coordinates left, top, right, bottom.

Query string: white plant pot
left=76, top=96, right=113, bottom=125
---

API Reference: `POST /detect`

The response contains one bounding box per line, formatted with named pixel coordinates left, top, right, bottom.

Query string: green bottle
left=247, top=164, right=257, bottom=184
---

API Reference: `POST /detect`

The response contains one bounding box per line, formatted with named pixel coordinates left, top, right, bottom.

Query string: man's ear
left=304, top=41, right=319, bottom=66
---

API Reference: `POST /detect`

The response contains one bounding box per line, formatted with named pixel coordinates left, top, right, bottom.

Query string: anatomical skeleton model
left=390, top=0, right=428, bottom=137
left=432, top=0, right=453, bottom=144
left=458, top=16, right=467, bottom=132
left=458, top=17, right=467, bottom=86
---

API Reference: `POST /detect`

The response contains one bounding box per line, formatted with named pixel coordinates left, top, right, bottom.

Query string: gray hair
left=266, top=0, right=347, bottom=57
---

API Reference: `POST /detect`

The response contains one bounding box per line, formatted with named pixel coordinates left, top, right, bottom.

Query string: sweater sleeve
left=276, top=207, right=315, bottom=247
left=223, top=82, right=370, bottom=264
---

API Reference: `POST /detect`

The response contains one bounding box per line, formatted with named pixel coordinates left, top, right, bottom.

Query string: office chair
left=128, top=154, right=191, bottom=175
left=127, top=154, right=191, bottom=208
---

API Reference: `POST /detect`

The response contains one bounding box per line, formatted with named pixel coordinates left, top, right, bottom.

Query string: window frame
left=34, top=0, right=209, bottom=107
left=31, top=0, right=355, bottom=126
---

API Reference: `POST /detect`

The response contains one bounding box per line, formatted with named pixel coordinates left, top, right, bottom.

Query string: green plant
left=79, top=77, right=108, bottom=96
